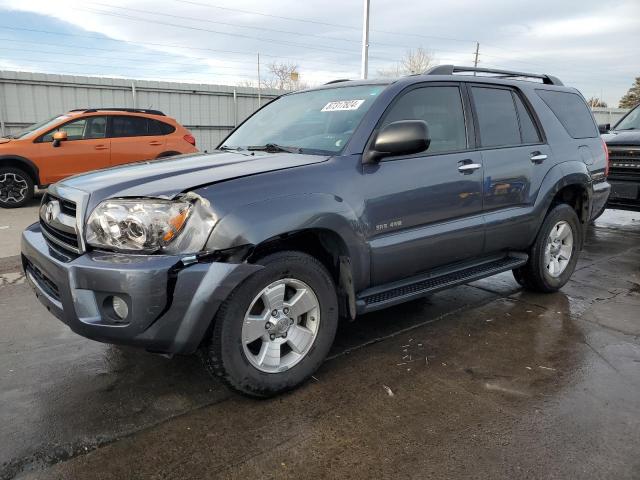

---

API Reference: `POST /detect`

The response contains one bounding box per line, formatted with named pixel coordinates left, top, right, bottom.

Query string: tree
left=586, top=97, right=607, bottom=108
left=263, top=61, right=308, bottom=91
left=377, top=48, right=436, bottom=78
left=619, top=77, right=640, bottom=109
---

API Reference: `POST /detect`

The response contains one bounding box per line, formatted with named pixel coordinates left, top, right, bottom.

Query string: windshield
left=614, top=105, right=640, bottom=131
left=8, top=115, right=71, bottom=139
left=221, top=84, right=387, bottom=154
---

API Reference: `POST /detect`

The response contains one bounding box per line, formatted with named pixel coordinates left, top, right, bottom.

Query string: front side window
left=40, top=116, right=107, bottom=142
left=381, top=86, right=467, bottom=154
left=221, top=84, right=387, bottom=154
left=614, top=105, right=640, bottom=131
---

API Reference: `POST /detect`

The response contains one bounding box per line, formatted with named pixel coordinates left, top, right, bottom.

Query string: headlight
left=86, top=198, right=194, bottom=253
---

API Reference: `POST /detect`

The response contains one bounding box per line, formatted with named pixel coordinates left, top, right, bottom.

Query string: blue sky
left=0, top=0, right=638, bottom=106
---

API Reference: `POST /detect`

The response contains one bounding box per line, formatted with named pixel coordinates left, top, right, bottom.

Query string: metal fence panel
left=591, top=107, right=629, bottom=127
left=0, top=71, right=280, bottom=151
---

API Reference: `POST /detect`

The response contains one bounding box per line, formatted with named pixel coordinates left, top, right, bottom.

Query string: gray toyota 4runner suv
left=22, top=66, right=610, bottom=397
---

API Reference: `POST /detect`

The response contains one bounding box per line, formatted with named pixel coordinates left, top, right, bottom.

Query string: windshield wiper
left=246, top=143, right=301, bottom=153
left=615, top=127, right=638, bottom=131
left=218, top=145, right=245, bottom=151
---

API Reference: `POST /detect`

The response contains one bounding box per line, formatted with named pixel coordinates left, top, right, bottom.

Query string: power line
left=174, top=0, right=478, bottom=45
left=85, top=1, right=478, bottom=56
left=0, top=44, right=359, bottom=76
left=76, top=6, right=363, bottom=56
left=0, top=26, right=366, bottom=69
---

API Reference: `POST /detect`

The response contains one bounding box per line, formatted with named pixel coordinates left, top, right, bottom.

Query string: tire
left=202, top=251, right=339, bottom=398
left=513, top=203, right=582, bottom=293
left=0, top=167, right=34, bottom=208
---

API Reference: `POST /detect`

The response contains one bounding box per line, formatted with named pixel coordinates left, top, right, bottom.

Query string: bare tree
left=586, top=97, right=608, bottom=108
left=236, top=79, right=258, bottom=88
left=263, top=61, right=308, bottom=91
left=377, top=48, right=436, bottom=78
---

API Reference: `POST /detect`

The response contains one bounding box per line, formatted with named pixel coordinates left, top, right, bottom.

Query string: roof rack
left=425, top=65, right=563, bottom=86
left=68, top=108, right=166, bottom=116
left=324, top=79, right=351, bottom=85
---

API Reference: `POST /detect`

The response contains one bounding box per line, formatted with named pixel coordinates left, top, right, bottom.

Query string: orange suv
left=0, top=108, right=198, bottom=207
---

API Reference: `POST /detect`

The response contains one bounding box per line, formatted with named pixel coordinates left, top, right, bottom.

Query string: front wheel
left=0, top=168, right=34, bottom=208
left=201, top=251, right=339, bottom=397
left=513, top=203, right=582, bottom=292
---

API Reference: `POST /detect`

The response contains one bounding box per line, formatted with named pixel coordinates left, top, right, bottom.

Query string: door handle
left=149, top=141, right=162, bottom=146
left=530, top=152, right=547, bottom=164
left=94, top=145, right=108, bottom=150
left=458, top=163, right=482, bottom=174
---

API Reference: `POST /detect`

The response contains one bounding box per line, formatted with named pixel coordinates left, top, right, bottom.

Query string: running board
left=356, top=253, right=528, bottom=314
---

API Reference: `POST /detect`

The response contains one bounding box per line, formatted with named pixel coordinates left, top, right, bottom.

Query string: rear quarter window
left=536, top=90, right=598, bottom=139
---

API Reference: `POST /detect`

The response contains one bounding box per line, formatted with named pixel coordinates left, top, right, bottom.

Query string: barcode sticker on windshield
left=321, top=100, right=365, bottom=112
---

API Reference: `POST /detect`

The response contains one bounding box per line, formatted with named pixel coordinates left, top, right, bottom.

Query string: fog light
left=112, top=296, right=129, bottom=320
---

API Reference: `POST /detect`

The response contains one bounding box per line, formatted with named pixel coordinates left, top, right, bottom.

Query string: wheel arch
left=0, top=155, right=40, bottom=185
left=206, top=194, right=369, bottom=318
left=156, top=151, right=182, bottom=159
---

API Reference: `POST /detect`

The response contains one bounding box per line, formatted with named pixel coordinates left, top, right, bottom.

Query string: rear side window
left=471, top=87, right=521, bottom=147
left=536, top=90, right=598, bottom=139
left=111, top=116, right=149, bottom=137
left=148, top=119, right=176, bottom=135
left=382, top=86, right=467, bottom=154
left=513, top=94, right=541, bottom=144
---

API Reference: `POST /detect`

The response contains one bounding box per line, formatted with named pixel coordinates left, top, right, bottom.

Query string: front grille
left=609, top=147, right=640, bottom=180
left=24, top=258, right=60, bottom=302
left=41, top=220, right=80, bottom=249
left=40, top=193, right=81, bottom=254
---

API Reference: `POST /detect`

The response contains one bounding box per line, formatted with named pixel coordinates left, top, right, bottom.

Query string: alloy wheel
left=0, top=172, right=28, bottom=204
left=544, top=220, right=574, bottom=277
left=241, top=278, right=320, bottom=373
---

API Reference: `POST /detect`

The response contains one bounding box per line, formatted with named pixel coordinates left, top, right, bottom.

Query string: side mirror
left=364, top=120, right=430, bottom=164
left=598, top=123, right=610, bottom=134
left=52, top=131, right=68, bottom=148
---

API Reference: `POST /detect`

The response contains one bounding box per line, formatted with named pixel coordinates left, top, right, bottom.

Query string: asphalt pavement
left=0, top=207, right=638, bottom=479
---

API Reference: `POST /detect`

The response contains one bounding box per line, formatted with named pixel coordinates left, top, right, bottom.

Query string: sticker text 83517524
left=321, top=100, right=365, bottom=112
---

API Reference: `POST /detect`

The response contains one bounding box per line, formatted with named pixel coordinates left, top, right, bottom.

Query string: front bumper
left=606, top=178, right=640, bottom=212
left=21, top=223, right=261, bottom=354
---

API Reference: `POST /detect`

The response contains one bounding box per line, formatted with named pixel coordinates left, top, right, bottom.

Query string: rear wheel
left=0, top=167, right=34, bottom=208
left=201, top=251, right=339, bottom=397
left=513, top=204, right=581, bottom=292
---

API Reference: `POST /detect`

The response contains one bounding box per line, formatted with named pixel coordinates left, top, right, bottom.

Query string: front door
left=36, top=115, right=110, bottom=183
left=362, top=84, right=485, bottom=286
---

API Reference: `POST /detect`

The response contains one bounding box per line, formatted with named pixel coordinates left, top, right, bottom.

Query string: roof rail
left=425, top=65, right=563, bottom=86
left=68, top=108, right=166, bottom=116
left=324, top=79, right=351, bottom=85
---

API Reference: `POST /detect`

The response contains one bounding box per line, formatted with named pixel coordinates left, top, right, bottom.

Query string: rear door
left=469, top=85, right=551, bottom=253
left=35, top=115, right=110, bottom=182
left=108, top=115, right=167, bottom=166
left=363, top=83, right=485, bottom=286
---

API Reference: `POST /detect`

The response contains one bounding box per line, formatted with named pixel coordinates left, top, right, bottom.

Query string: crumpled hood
left=0, top=137, right=12, bottom=144
left=59, top=150, right=330, bottom=203
left=602, top=130, right=640, bottom=146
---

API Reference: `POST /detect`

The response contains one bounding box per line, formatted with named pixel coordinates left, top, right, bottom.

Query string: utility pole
left=473, top=42, right=480, bottom=68
left=361, top=0, right=370, bottom=79
left=257, top=52, right=261, bottom=106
